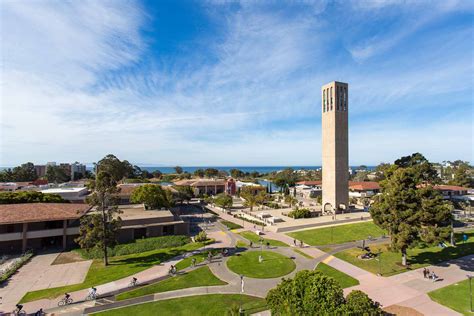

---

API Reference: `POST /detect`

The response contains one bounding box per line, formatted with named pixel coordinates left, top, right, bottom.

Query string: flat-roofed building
left=174, top=179, right=231, bottom=196
left=0, top=203, right=90, bottom=253
left=114, top=204, right=189, bottom=242
left=40, top=187, right=89, bottom=202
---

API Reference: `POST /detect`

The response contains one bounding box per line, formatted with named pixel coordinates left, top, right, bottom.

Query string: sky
left=1, top=0, right=473, bottom=167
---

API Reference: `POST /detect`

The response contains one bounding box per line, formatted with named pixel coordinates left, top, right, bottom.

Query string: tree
left=194, top=169, right=205, bottom=178
left=152, top=170, right=162, bottom=179
left=77, top=171, right=121, bottom=265
left=449, top=162, right=473, bottom=187
left=0, top=191, right=65, bottom=204
left=96, top=154, right=134, bottom=182
left=344, top=290, right=383, bottom=315
left=230, top=168, right=244, bottom=179
left=0, top=162, right=38, bottom=182
left=204, top=168, right=219, bottom=178
left=240, top=187, right=258, bottom=212
left=284, top=195, right=298, bottom=208
left=214, top=193, right=233, bottom=211
left=46, top=165, right=71, bottom=183
left=267, top=270, right=351, bottom=315
left=370, top=159, right=452, bottom=266
left=352, top=170, right=369, bottom=182
left=174, top=166, right=183, bottom=174
left=141, top=170, right=153, bottom=179
left=373, top=162, right=391, bottom=181
left=130, top=184, right=173, bottom=209
left=273, top=168, right=298, bottom=191
left=394, top=153, right=439, bottom=183
left=173, top=185, right=194, bottom=204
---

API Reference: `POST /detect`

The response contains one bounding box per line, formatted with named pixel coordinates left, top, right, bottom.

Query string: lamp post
left=468, top=275, right=473, bottom=313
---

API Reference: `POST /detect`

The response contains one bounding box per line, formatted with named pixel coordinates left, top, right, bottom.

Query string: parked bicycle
left=58, top=293, right=73, bottom=306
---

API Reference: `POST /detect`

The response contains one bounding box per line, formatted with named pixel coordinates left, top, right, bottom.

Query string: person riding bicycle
left=131, top=277, right=138, bottom=285
left=15, top=304, right=23, bottom=312
left=34, top=308, right=44, bottom=316
left=64, top=293, right=71, bottom=300
left=89, top=287, right=97, bottom=298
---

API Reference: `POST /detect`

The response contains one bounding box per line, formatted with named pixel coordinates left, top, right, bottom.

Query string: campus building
left=174, top=178, right=236, bottom=196
left=0, top=203, right=189, bottom=253
left=321, top=81, right=349, bottom=212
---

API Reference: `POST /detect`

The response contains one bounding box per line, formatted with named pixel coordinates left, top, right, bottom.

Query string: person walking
left=300, top=240, right=303, bottom=248
left=249, top=241, right=253, bottom=248
left=293, top=239, right=297, bottom=246
left=423, top=268, right=427, bottom=278
left=192, top=258, right=196, bottom=267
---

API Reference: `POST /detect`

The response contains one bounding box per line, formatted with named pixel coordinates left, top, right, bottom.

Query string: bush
left=288, top=208, right=311, bottom=219
left=194, top=231, right=208, bottom=242
left=221, top=220, right=243, bottom=230
left=77, top=235, right=190, bottom=259
left=265, top=202, right=281, bottom=209
left=233, top=214, right=266, bottom=226
left=0, top=251, right=34, bottom=283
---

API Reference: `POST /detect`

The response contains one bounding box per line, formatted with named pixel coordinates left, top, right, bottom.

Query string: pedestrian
left=258, top=255, right=263, bottom=263
left=192, top=258, right=196, bottom=267
left=266, top=241, right=270, bottom=249
left=300, top=240, right=303, bottom=248
left=293, top=239, right=297, bottom=246
left=208, top=251, right=212, bottom=263
left=250, top=241, right=253, bottom=248
left=422, top=268, right=427, bottom=278
left=426, top=268, right=430, bottom=278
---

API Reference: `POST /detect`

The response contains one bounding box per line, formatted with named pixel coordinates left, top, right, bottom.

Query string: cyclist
left=15, top=304, right=24, bottom=313
left=64, top=293, right=71, bottom=301
left=131, top=277, right=138, bottom=286
left=34, top=308, right=44, bottom=316
left=89, top=287, right=97, bottom=299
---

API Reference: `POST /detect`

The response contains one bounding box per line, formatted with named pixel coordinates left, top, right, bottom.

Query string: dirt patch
left=51, top=251, right=86, bottom=265
left=384, top=305, right=423, bottom=316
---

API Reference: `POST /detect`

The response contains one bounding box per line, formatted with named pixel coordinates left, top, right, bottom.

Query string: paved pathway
left=0, top=253, right=92, bottom=313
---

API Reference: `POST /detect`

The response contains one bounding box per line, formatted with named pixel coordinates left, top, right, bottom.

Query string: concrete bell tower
left=321, top=81, right=349, bottom=213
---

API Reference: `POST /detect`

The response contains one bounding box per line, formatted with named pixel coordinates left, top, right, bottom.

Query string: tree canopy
left=0, top=162, right=38, bottom=182
left=266, top=270, right=382, bottom=315
left=174, top=166, right=183, bottom=174
left=273, top=168, right=298, bottom=190
left=0, top=191, right=65, bottom=204
left=370, top=154, right=452, bottom=266
left=96, top=154, right=137, bottom=182
left=46, top=165, right=71, bottom=183
left=130, top=184, right=173, bottom=209
left=213, top=193, right=233, bottom=210
left=173, top=185, right=194, bottom=204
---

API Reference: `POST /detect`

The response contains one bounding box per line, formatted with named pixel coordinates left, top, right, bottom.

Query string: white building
left=40, top=187, right=89, bottom=202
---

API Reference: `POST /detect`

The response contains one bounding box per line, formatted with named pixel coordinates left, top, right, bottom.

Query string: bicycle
left=11, top=307, right=26, bottom=315
left=58, top=296, right=73, bottom=306
left=85, top=292, right=99, bottom=301
left=128, top=278, right=139, bottom=287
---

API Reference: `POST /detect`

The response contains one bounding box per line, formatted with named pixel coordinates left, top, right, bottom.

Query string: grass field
left=94, top=294, right=267, bottom=316
left=334, top=230, right=474, bottom=276
left=20, top=241, right=209, bottom=303
left=293, top=248, right=313, bottom=259
left=315, top=263, right=359, bottom=288
left=116, top=267, right=226, bottom=301
left=221, top=220, right=243, bottom=230
left=226, top=250, right=295, bottom=278
left=287, top=221, right=385, bottom=246
left=239, top=231, right=289, bottom=247
left=428, top=278, right=474, bottom=315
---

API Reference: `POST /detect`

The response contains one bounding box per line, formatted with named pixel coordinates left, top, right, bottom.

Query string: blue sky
left=1, top=0, right=473, bottom=166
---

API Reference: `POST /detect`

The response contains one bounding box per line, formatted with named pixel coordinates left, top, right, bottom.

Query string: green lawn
left=315, top=263, right=359, bottom=288
left=239, top=231, right=289, bottom=247
left=334, top=230, right=474, bottom=276
left=20, top=241, right=209, bottom=303
left=428, top=279, right=474, bottom=315
left=116, top=267, right=226, bottom=301
left=175, top=249, right=221, bottom=271
left=94, top=294, right=267, bottom=316
left=221, top=220, right=243, bottom=230
left=226, top=250, right=295, bottom=278
left=287, top=221, right=385, bottom=246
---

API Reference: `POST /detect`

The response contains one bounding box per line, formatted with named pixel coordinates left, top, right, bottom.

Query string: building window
left=330, top=87, right=333, bottom=110
left=323, top=89, right=326, bottom=112
left=344, top=87, right=347, bottom=111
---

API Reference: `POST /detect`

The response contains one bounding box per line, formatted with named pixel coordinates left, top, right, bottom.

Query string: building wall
left=322, top=81, right=349, bottom=211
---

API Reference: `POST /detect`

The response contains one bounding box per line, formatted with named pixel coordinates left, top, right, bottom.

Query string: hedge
left=77, top=235, right=191, bottom=259
left=0, top=251, right=34, bottom=283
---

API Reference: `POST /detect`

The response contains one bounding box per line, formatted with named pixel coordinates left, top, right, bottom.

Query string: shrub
left=288, top=208, right=311, bottom=219
left=77, top=235, right=190, bottom=259
left=233, top=214, right=266, bottom=226
left=0, top=191, right=65, bottom=204
left=221, top=220, right=243, bottom=230
left=0, top=251, right=34, bottom=283
left=194, top=231, right=208, bottom=242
